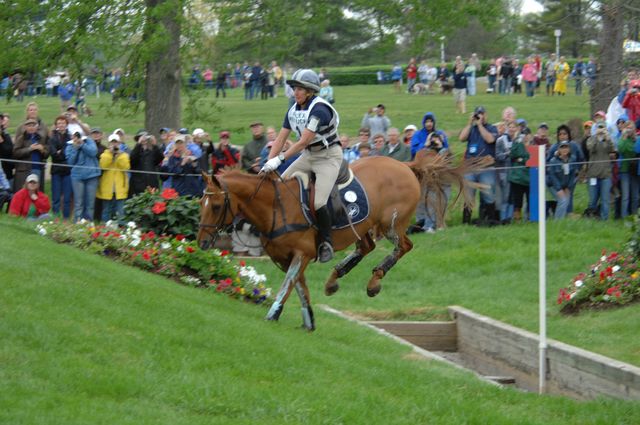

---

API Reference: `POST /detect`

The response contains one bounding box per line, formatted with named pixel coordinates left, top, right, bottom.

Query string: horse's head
left=197, top=172, right=233, bottom=250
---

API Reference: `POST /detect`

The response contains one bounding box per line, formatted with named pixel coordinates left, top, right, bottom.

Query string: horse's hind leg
left=367, top=231, right=413, bottom=297
left=294, top=274, right=315, bottom=331
left=265, top=255, right=303, bottom=322
left=324, top=232, right=375, bottom=296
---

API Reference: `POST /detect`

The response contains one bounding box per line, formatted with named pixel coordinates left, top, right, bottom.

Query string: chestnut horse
left=197, top=154, right=484, bottom=330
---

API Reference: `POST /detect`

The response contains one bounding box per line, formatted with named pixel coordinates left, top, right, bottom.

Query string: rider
left=260, top=68, right=341, bottom=263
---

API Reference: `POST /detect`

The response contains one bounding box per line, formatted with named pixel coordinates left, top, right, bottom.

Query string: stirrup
left=317, top=241, right=334, bottom=263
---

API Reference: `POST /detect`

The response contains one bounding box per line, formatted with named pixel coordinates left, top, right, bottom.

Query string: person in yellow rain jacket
left=554, top=56, right=570, bottom=95
left=97, top=133, right=130, bottom=223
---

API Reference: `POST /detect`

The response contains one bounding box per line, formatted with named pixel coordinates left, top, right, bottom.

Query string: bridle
left=198, top=180, right=235, bottom=248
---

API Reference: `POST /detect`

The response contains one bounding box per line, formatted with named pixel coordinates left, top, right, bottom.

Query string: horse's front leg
left=265, top=255, right=303, bottom=322
left=294, top=273, right=314, bottom=331
left=325, top=232, right=375, bottom=296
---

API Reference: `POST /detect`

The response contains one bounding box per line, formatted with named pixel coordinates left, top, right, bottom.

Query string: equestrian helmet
left=286, top=69, right=321, bottom=93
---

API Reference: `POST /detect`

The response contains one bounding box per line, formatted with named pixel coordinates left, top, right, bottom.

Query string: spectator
left=241, top=121, right=267, bottom=174
left=66, top=132, right=101, bottom=222
left=495, top=121, right=520, bottom=223
left=585, top=56, right=597, bottom=95
left=546, top=140, right=578, bottom=219
left=48, top=115, right=73, bottom=219
left=191, top=128, right=211, bottom=174
left=211, top=130, right=240, bottom=174
left=203, top=67, right=213, bottom=89
left=406, top=58, right=418, bottom=93
left=0, top=113, right=14, bottom=185
left=59, top=78, right=75, bottom=112
left=9, top=173, right=50, bottom=219
left=13, top=118, right=49, bottom=192
left=129, top=131, right=163, bottom=196
left=547, top=124, right=585, bottom=214
left=418, top=60, right=429, bottom=86
left=452, top=61, right=467, bottom=114
left=410, top=112, right=448, bottom=159
left=466, top=53, right=480, bottom=96
left=357, top=143, right=372, bottom=158
left=553, top=56, right=570, bottom=96
left=361, top=104, right=391, bottom=143
left=499, top=58, right=513, bottom=95
left=319, top=79, right=334, bottom=104
left=585, top=122, right=617, bottom=220
left=370, top=133, right=385, bottom=156
left=391, top=62, right=402, bottom=93
left=97, top=134, right=130, bottom=223
left=508, top=130, right=530, bottom=222
left=340, top=134, right=359, bottom=163
left=501, top=106, right=517, bottom=125
left=545, top=53, right=558, bottom=96
left=216, top=68, right=227, bottom=98
left=15, top=102, right=48, bottom=141
left=354, top=127, right=370, bottom=151
left=160, top=134, right=201, bottom=197
left=617, top=122, right=639, bottom=217
left=0, top=163, right=10, bottom=211
left=65, top=105, right=91, bottom=137
left=459, top=106, right=499, bottom=225
left=522, top=56, right=538, bottom=98
left=512, top=58, right=522, bottom=94
left=487, top=59, right=497, bottom=93
left=573, top=57, right=585, bottom=95
left=531, top=123, right=551, bottom=150
left=581, top=120, right=594, bottom=162
left=381, top=128, right=410, bottom=161
left=622, top=79, right=640, bottom=123
left=403, top=124, right=417, bottom=145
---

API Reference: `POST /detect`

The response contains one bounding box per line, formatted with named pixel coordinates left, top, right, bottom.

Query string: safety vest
left=287, top=96, right=339, bottom=148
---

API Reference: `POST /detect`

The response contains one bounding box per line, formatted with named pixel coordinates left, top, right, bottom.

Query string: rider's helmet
left=286, top=69, right=321, bottom=93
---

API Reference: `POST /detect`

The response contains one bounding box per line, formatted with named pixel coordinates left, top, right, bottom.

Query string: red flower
left=599, top=271, right=606, bottom=282
left=224, top=278, right=232, bottom=285
left=175, top=234, right=185, bottom=241
left=151, top=201, right=167, bottom=214
left=220, top=250, right=229, bottom=257
left=606, top=285, right=620, bottom=296
left=186, top=246, right=195, bottom=253
left=614, top=291, right=622, bottom=298
left=146, top=231, right=156, bottom=239
left=92, top=231, right=101, bottom=239
left=239, top=260, right=246, bottom=267
left=161, top=188, right=179, bottom=200
left=142, top=251, right=151, bottom=261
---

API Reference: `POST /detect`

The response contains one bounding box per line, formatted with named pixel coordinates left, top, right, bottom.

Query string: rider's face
left=294, top=86, right=312, bottom=105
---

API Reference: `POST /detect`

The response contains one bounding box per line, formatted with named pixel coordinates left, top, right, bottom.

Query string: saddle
left=293, top=159, right=370, bottom=230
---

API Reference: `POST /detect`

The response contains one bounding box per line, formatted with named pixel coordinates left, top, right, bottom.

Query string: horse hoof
left=325, top=282, right=339, bottom=296
left=367, top=286, right=381, bottom=297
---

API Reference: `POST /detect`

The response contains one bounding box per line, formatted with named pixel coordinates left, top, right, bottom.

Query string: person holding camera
left=13, top=118, right=49, bottom=193
left=616, top=121, right=639, bottom=218
left=459, top=106, right=499, bottom=225
left=622, top=80, right=640, bottom=123
left=65, top=131, right=101, bottom=222
left=97, top=133, right=130, bottom=223
left=585, top=123, right=617, bottom=220
left=129, top=131, right=163, bottom=196
left=160, top=134, right=201, bottom=197
left=48, top=115, right=73, bottom=219
left=361, top=104, right=391, bottom=143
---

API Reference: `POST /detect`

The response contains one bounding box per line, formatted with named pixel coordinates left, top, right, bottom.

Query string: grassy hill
left=2, top=216, right=640, bottom=424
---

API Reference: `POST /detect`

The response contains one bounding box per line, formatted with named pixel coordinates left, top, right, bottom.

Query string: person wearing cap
left=65, top=131, right=101, bottom=222
left=402, top=124, right=417, bottom=145
left=546, top=125, right=585, bottom=215
left=622, top=79, right=640, bottom=123
left=547, top=139, right=579, bottom=219
left=13, top=117, right=49, bottom=193
left=48, top=115, right=73, bottom=219
left=160, top=134, right=201, bottom=197
left=97, top=133, right=130, bottom=223
left=111, top=128, right=129, bottom=153
left=531, top=123, right=550, bottom=150
left=241, top=122, right=267, bottom=174
left=581, top=121, right=594, bottom=162
left=585, top=121, right=617, bottom=220
left=8, top=173, right=50, bottom=219
left=210, top=130, right=240, bottom=174
left=65, top=105, right=90, bottom=137
left=129, top=131, right=163, bottom=196
left=261, top=68, right=341, bottom=262
left=590, top=110, right=615, bottom=137
left=459, top=105, right=499, bottom=225
left=361, top=104, right=391, bottom=143
left=191, top=128, right=211, bottom=174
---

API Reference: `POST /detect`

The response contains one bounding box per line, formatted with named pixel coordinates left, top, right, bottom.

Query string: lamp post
left=554, top=29, right=561, bottom=58
left=440, top=36, right=445, bottom=63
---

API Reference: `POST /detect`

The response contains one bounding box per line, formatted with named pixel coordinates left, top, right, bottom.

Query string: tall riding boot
left=463, top=207, right=473, bottom=224
left=316, top=206, right=334, bottom=263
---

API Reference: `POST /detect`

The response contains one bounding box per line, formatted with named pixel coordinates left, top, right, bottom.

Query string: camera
left=73, top=132, right=82, bottom=139
left=473, top=114, right=480, bottom=120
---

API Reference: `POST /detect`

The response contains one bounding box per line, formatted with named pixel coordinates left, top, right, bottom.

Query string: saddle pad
left=297, top=174, right=370, bottom=230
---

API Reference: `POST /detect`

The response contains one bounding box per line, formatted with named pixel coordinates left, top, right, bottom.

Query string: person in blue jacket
left=410, top=112, right=448, bottom=159
left=65, top=132, right=101, bottom=222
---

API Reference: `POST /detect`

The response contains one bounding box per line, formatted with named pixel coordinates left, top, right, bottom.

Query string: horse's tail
left=407, top=151, right=494, bottom=225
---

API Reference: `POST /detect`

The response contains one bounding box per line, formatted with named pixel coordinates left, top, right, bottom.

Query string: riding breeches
left=282, top=144, right=343, bottom=209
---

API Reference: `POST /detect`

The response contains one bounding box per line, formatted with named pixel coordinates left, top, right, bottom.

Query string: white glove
left=260, top=156, right=282, bottom=173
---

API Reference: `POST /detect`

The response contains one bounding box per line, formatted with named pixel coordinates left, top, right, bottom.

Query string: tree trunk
left=144, top=0, right=182, bottom=137
left=590, top=1, right=624, bottom=116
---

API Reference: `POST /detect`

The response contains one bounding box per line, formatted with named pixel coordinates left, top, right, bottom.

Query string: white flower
left=119, top=234, right=127, bottom=240
left=177, top=245, right=184, bottom=252
left=570, top=292, right=577, bottom=299
left=79, top=218, right=87, bottom=224
left=161, top=242, right=171, bottom=250
left=612, top=265, right=620, bottom=273
left=37, top=225, right=47, bottom=236
left=127, top=221, right=137, bottom=229
left=601, top=256, right=607, bottom=262
left=574, top=280, right=583, bottom=288
left=133, top=229, right=141, bottom=238
left=105, top=220, right=118, bottom=229
left=603, top=295, right=610, bottom=301
left=129, top=238, right=141, bottom=247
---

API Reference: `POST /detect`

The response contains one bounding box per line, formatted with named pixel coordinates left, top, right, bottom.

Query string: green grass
left=2, top=215, right=640, bottom=424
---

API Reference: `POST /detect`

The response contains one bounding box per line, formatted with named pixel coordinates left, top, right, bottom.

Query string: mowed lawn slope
left=2, top=217, right=640, bottom=424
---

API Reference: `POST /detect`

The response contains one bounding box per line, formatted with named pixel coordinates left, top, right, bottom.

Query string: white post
left=554, top=29, right=562, bottom=59
left=538, top=145, right=547, bottom=394
left=440, top=36, right=445, bottom=63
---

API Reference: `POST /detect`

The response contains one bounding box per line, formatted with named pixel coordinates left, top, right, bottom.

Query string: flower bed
left=36, top=220, right=273, bottom=305
left=558, top=250, right=640, bottom=313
